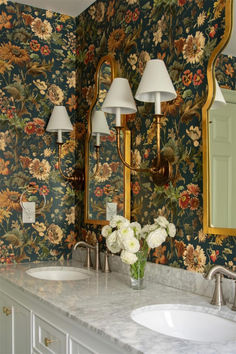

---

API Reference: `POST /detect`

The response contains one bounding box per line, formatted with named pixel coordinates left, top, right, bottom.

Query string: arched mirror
left=84, top=55, right=131, bottom=225
left=203, top=0, right=235, bottom=235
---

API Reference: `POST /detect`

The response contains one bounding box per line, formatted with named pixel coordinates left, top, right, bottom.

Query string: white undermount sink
left=131, top=304, right=236, bottom=343
left=26, top=266, right=90, bottom=281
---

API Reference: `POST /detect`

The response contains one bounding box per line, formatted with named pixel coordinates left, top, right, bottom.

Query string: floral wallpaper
left=0, top=1, right=80, bottom=263
left=216, top=53, right=236, bottom=90
left=77, top=0, right=236, bottom=273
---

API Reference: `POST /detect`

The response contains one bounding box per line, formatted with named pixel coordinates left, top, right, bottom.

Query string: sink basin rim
left=131, top=303, right=236, bottom=343
left=26, top=266, right=91, bottom=281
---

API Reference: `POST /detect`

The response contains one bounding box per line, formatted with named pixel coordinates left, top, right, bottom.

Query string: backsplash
left=77, top=0, right=236, bottom=272
left=0, top=1, right=78, bottom=263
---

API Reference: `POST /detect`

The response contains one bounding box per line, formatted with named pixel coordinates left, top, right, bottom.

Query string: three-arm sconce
left=46, top=105, right=84, bottom=185
left=99, top=59, right=177, bottom=186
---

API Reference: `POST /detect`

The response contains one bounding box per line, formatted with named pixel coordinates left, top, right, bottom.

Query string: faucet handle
left=84, top=247, right=93, bottom=269
left=211, top=273, right=226, bottom=306
left=94, top=242, right=101, bottom=271
left=103, top=249, right=111, bottom=273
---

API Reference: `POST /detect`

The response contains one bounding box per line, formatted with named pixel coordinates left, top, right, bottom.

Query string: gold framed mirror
left=203, top=0, right=235, bottom=235
left=84, top=55, right=131, bottom=225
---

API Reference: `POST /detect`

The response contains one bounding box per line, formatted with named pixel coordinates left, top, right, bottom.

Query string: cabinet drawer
left=34, top=314, right=68, bottom=354
left=70, top=337, right=95, bottom=354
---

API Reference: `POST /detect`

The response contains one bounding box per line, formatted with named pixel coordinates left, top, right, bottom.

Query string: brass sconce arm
left=115, top=114, right=172, bottom=185
left=57, top=143, right=84, bottom=184
left=115, top=126, right=149, bottom=173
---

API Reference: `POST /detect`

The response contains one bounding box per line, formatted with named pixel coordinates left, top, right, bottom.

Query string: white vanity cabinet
left=0, top=290, right=12, bottom=354
left=0, top=290, right=31, bottom=354
left=0, top=278, right=127, bottom=354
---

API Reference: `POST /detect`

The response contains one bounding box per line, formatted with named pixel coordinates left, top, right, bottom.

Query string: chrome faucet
left=205, top=265, right=236, bottom=311
left=74, top=241, right=101, bottom=271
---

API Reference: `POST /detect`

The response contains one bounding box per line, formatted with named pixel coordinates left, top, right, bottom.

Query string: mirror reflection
left=208, top=3, right=236, bottom=230
left=84, top=56, right=131, bottom=225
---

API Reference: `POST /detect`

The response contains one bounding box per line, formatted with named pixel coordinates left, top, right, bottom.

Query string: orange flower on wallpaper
left=153, top=245, right=167, bottom=264
left=22, top=12, right=34, bottom=26
left=0, top=189, right=21, bottom=211
left=65, top=231, right=77, bottom=249
left=0, top=158, right=10, bottom=175
left=174, top=240, right=186, bottom=258
left=107, top=0, right=115, bottom=21
left=0, top=11, right=12, bottom=30
left=225, top=63, right=234, bottom=78
left=0, top=59, right=12, bottom=74
left=108, top=28, right=125, bottom=52
left=66, top=94, right=77, bottom=112
left=0, top=42, right=29, bottom=65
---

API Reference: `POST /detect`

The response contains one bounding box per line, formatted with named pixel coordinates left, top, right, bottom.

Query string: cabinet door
left=12, top=299, right=31, bottom=354
left=70, top=337, right=95, bottom=354
left=0, top=291, right=12, bottom=354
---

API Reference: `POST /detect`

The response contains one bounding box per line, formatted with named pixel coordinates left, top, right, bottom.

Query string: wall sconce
left=91, top=110, right=110, bottom=176
left=46, top=105, right=83, bottom=185
left=102, top=59, right=177, bottom=186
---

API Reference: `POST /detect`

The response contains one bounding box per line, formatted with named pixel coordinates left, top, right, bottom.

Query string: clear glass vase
left=130, top=251, right=147, bottom=290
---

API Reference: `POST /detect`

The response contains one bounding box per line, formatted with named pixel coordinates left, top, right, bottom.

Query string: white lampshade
left=92, top=110, right=110, bottom=146
left=211, top=80, right=226, bottom=110
left=46, top=106, right=73, bottom=143
left=102, top=78, right=137, bottom=126
left=135, top=59, right=177, bottom=114
left=92, top=111, right=110, bottom=135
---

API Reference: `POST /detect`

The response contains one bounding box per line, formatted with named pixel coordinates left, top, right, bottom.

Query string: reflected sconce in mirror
left=102, top=59, right=177, bottom=186
left=211, top=79, right=226, bottom=110
left=46, top=105, right=83, bottom=184
left=91, top=110, right=110, bottom=176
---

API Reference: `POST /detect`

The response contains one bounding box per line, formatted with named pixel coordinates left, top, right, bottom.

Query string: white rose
left=119, top=226, right=134, bottom=239
left=154, top=216, right=169, bottom=228
left=168, top=223, right=176, bottom=237
left=121, top=235, right=140, bottom=254
left=106, top=231, right=122, bottom=254
left=146, top=228, right=167, bottom=248
left=110, top=215, right=130, bottom=229
left=101, top=225, right=112, bottom=238
left=120, top=250, right=138, bottom=265
left=141, top=224, right=151, bottom=238
left=130, top=222, right=142, bottom=238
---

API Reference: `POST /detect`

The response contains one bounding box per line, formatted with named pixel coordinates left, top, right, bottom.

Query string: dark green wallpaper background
left=0, top=0, right=235, bottom=274
left=0, top=1, right=80, bottom=263
left=77, top=0, right=236, bottom=273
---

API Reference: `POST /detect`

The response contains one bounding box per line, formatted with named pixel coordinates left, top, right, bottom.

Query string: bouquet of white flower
left=102, top=215, right=176, bottom=288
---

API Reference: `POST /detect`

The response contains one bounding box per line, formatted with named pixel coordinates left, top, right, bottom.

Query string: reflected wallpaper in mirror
left=209, top=54, right=236, bottom=229
left=84, top=56, right=130, bottom=225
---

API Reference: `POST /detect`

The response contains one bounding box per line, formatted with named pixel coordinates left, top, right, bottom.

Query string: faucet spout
left=73, top=241, right=101, bottom=271
left=205, top=265, right=236, bottom=310
left=205, top=265, right=236, bottom=281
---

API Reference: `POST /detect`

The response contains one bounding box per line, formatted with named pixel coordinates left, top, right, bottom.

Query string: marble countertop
left=0, top=260, right=236, bottom=354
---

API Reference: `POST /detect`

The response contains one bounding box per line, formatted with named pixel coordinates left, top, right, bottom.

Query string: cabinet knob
left=3, top=306, right=11, bottom=316
left=44, top=337, right=56, bottom=347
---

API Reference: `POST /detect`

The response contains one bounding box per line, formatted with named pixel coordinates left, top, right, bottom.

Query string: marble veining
left=0, top=260, right=236, bottom=354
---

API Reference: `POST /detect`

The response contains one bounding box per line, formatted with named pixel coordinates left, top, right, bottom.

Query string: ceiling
left=12, top=0, right=96, bottom=16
